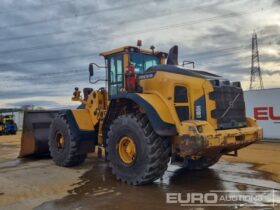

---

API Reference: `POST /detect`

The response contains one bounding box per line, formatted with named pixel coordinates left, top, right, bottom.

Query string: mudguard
left=109, top=93, right=177, bottom=136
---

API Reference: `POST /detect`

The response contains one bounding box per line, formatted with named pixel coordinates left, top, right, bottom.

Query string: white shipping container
left=244, top=88, right=280, bottom=140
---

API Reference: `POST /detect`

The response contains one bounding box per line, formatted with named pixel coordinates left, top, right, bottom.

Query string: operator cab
left=97, top=42, right=168, bottom=98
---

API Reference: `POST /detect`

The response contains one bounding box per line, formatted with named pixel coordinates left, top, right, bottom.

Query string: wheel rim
left=55, top=132, right=65, bottom=151
left=118, top=136, right=136, bottom=164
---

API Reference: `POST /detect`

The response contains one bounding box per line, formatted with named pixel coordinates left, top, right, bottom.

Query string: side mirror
left=89, top=64, right=94, bottom=77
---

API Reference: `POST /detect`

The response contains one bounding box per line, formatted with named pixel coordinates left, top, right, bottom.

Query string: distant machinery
left=0, top=114, right=17, bottom=135
left=0, top=109, right=23, bottom=132
left=249, top=32, right=264, bottom=90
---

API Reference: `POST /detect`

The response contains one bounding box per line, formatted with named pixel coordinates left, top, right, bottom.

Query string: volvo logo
left=228, top=101, right=234, bottom=107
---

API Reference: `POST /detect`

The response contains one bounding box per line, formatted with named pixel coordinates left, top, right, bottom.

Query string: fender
left=108, top=93, right=177, bottom=136
left=61, top=110, right=97, bottom=154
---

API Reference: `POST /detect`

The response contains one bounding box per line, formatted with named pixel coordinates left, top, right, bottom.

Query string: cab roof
left=100, top=46, right=168, bottom=58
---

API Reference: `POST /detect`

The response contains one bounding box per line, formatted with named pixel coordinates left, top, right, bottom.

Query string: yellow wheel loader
left=0, top=116, right=4, bottom=135
left=19, top=43, right=263, bottom=185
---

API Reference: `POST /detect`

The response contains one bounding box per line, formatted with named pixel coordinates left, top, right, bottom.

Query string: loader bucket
left=19, top=110, right=59, bottom=157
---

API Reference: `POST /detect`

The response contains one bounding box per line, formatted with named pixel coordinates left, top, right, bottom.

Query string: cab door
left=108, top=54, right=124, bottom=98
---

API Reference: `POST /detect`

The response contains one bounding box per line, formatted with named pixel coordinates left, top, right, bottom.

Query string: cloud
left=273, top=0, right=280, bottom=6
left=0, top=0, right=279, bottom=107
left=6, top=100, right=61, bottom=108
left=262, top=69, right=280, bottom=75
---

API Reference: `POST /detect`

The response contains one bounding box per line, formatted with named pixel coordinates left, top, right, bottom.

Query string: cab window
left=130, top=53, right=160, bottom=74
left=108, top=54, right=123, bottom=97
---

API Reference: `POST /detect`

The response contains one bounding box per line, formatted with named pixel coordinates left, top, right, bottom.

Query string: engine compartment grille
left=209, top=85, right=247, bottom=130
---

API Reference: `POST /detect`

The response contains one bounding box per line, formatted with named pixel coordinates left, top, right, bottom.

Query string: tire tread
left=106, top=113, right=170, bottom=185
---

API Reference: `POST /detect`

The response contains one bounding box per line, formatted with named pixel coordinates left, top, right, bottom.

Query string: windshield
left=130, top=53, right=160, bottom=74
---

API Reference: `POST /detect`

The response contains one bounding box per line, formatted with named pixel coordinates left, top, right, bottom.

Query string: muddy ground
left=0, top=132, right=280, bottom=210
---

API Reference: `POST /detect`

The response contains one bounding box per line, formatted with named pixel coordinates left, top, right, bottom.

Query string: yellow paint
left=72, top=88, right=108, bottom=132
left=0, top=125, right=4, bottom=133
left=137, top=93, right=175, bottom=124
left=100, top=46, right=166, bottom=57
left=72, top=109, right=95, bottom=130
left=69, top=45, right=261, bottom=157
left=55, top=132, right=65, bottom=151
left=123, top=53, right=129, bottom=87
left=160, top=57, right=166, bottom=64
left=139, top=71, right=216, bottom=134
left=118, top=136, right=136, bottom=164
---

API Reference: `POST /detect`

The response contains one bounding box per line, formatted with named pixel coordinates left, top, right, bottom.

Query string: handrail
left=182, top=60, right=195, bottom=69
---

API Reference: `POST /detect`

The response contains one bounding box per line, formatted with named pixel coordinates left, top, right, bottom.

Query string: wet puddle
left=0, top=159, right=22, bottom=169
left=0, top=157, right=44, bottom=170
left=35, top=158, right=280, bottom=210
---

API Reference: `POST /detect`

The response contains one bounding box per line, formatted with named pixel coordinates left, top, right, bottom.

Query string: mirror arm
left=89, top=78, right=108, bottom=84
left=89, top=62, right=107, bottom=70
left=88, top=62, right=107, bottom=84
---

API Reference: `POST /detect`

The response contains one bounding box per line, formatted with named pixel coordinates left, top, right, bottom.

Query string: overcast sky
left=0, top=0, right=279, bottom=108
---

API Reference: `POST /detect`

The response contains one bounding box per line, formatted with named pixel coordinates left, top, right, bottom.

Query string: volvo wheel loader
left=19, top=42, right=262, bottom=185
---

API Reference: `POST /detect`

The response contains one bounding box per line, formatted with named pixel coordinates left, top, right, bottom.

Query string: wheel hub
left=55, top=132, right=65, bottom=151
left=118, top=136, right=136, bottom=164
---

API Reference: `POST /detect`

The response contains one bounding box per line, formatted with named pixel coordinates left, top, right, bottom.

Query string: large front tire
left=106, top=114, right=170, bottom=185
left=48, top=114, right=86, bottom=167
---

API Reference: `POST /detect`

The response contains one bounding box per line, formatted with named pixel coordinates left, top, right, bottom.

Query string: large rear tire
left=183, top=155, right=221, bottom=170
left=106, top=113, right=170, bottom=185
left=48, top=114, right=86, bottom=167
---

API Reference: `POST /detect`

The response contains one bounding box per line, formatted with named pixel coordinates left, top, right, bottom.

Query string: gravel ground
left=0, top=132, right=279, bottom=210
